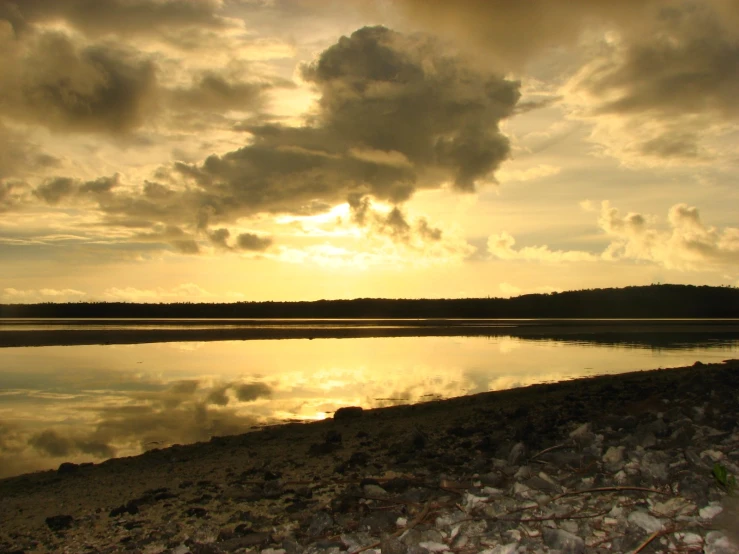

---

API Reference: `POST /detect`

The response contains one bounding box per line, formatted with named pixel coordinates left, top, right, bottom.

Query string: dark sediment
left=1, top=360, right=739, bottom=553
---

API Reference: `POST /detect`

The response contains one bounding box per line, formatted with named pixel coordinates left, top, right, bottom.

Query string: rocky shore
left=2, top=360, right=739, bottom=554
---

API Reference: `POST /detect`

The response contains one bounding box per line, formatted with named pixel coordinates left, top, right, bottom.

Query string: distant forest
left=1, top=285, right=738, bottom=319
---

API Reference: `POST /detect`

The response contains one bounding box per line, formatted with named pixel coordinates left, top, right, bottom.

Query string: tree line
left=1, top=285, right=738, bottom=319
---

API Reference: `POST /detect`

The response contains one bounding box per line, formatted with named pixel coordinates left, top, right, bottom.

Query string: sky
left=0, top=0, right=738, bottom=303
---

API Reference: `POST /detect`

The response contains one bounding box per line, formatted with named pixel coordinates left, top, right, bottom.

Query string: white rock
left=603, top=446, right=625, bottom=464
left=675, top=532, right=703, bottom=546
left=512, top=482, right=532, bottom=496
left=362, top=484, right=388, bottom=497
left=482, top=486, right=504, bottom=496
left=701, top=449, right=725, bottom=461
left=652, top=497, right=696, bottom=517
left=614, top=470, right=628, bottom=484
left=396, top=517, right=407, bottom=527
left=628, top=510, right=664, bottom=533
left=569, top=422, right=591, bottom=438
left=505, top=529, right=521, bottom=541
left=700, top=502, right=724, bottom=519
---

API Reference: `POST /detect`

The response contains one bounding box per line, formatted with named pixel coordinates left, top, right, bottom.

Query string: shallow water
left=0, top=321, right=738, bottom=478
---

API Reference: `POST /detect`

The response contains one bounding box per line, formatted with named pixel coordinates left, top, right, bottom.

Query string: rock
left=602, top=446, right=625, bottom=467
left=359, top=511, right=397, bottom=534
left=45, top=514, right=74, bottom=531
left=485, top=543, right=518, bottom=554
left=184, top=507, right=208, bottom=518
left=308, top=511, right=334, bottom=537
left=219, top=532, right=271, bottom=550
left=508, top=442, right=526, bottom=465
left=109, top=500, right=140, bottom=517
left=380, top=535, right=408, bottom=554
left=651, top=497, right=696, bottom=517
left=340, top=532, right=375, bottom=552
left=525, top=475, right=561, bottom=494
left=362, top=483, right=388, bottom=497
left=542, top=528, right=585, bottom=554
left=627, top=510, right=663, bottom=533
left=334, top=407, right=363, bottom=421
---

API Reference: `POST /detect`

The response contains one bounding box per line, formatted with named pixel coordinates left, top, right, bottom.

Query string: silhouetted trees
left=1, top=285, right=737, bottom=319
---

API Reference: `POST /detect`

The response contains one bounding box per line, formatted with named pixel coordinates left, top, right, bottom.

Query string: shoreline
left=1, top=320, right=738, bottom=348
left=2, top=360, right=739, bottom=552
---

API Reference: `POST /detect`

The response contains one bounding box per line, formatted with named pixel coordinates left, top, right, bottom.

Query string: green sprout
left=712, top=463, right=737, bottom=494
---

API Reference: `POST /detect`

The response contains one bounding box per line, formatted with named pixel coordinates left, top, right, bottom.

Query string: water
left=0, top=320, right=738, bottom=478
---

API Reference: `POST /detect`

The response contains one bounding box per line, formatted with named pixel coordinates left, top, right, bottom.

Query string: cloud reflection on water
left=0, top=335, right=738, bottom=478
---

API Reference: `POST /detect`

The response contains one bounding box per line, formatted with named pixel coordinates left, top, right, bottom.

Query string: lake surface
left=1, top=319, right=738, bottom=478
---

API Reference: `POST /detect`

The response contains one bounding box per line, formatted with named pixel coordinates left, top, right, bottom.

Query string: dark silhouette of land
left=0, top=284, right=737, bottom=319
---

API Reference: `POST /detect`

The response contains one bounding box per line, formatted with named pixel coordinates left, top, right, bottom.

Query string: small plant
left=712, top=463, right=737, bottom=494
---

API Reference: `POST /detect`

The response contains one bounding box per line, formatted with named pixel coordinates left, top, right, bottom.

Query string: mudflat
left=1, top=360, right=739, bottom=553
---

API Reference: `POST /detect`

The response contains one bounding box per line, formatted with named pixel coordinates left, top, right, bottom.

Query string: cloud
left=1, top=25, right=518, bottom=258
left=166, top=26, right=519, bottom=224
left=101, top=283, right=216, bottom=302
left=35, top=175, right=118, bottom=205
left=0, top=181, right=33, bottom=212
left=0, top=30, right=158, bottom=135
left=561, top=1, right=739, bottom=165
left=1, top=287, right=86, bottom=303
left=389, top=0, right=657, bottom=71
left=0, top=124, right=60, bottom=181
left=488, top=232, right=597, bottom=263
left=131, top=224, right=201, bottom=254
left=487, top=201, right=739, bottom=272
left=1, top=0, right=227, bottom=38
left=236, top=232, right=273, bottom=251
left=599, top=201, right=739, bottom=270
left=0, top=4, right=280, bottom=140
left=497, top=164, right=561, bottom=183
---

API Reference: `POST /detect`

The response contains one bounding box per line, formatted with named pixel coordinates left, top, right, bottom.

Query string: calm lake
left=1, top=319, right=738, bottom=478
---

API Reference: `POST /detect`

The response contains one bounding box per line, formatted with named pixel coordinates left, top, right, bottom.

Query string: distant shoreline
left=1, top=284, right=738, bottom=319
left=1, top=319, right=739, bottom=347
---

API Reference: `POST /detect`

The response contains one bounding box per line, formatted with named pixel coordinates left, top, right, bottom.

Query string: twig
left=530, top=442, right=569, bottom=460
left=516, top=509, right=610, bottom=523
left=631, top=529, right=663, bottom=553
left=551, top=486, right=669, bottom=502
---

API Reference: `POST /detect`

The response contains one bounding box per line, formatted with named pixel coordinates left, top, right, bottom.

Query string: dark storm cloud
left=169, top=73, right=275, bottom=113
left=35, top=175, right=119, bottom=205
left=168, top=26, right=519, bottom=223
left=0, top=31, right=158, bottom=135
left=0, top=4, right=275, bottom=138
left=349, top=194, right=443, bottom=243
left=132, top=224, right=201, bottom=255
left=563, top=1, right=739, bottom=162
left=3, top=25, right=518, bottom=250
left=1, top=0, right=225, bottom=38
left=583, top=4, right=739, bottom=121
left=236, top=232, right=273, bottom=251
left=391, top=0, right=655, bottom=70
